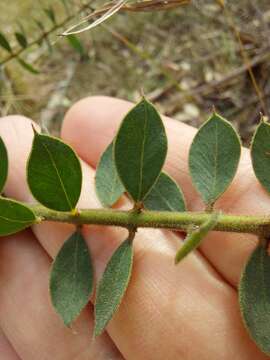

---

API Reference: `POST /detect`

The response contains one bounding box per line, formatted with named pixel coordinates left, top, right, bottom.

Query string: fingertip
left=61, top=96, right=133, bottom=167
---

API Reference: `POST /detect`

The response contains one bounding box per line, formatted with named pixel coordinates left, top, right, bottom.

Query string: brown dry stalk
left=93, top=0, right=190, bottom=15
left=62, top=0, right=190, bottom=36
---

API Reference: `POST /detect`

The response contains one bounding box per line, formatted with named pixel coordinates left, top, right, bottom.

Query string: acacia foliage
left=0, top=98, right=269, bottom=355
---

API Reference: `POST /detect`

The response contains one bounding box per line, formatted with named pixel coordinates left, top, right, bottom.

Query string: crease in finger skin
left=0, top=328, right=21, bottom=360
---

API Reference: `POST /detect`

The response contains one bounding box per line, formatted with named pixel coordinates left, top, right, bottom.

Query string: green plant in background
left=0, top=0, right=90, bottom=73
left=0, top=97, right=270, bottom=354
left=0, top=0, right=190, bottom=73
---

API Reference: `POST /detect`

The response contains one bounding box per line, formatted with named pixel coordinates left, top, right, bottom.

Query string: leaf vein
left=138, top=102, right=148, bottom=200
left=41, top=140, right=73, bottom=210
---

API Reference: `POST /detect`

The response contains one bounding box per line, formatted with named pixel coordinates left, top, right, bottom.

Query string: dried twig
left=62, top=0, right=190, bottom=35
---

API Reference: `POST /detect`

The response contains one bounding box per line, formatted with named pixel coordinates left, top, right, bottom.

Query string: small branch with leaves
left=0, top=0, right=190, bottom=71
left=0, top=0, right=91, bottom=71
left=0, top=98, right=270, bottom=354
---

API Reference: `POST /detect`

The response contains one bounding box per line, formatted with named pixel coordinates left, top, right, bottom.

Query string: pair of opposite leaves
left=93, top=98, right=241, bottom=337
left=1, top=100, right=270, bottom=353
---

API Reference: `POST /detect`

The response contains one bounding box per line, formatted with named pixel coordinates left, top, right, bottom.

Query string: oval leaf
left=251, top=121, right=270, bottom=194
left=67, top=35, right=86, bottom=57
left=94, top=237, right=133, bottom=337
left=0, top=32, right=12, bottom=53
left=95, top=142, right=125, bottom=207
left=44, top=7, right=56, bottom=25
left=15, top=32, right=28, bottom=48
left=144, top=172, right=186, bottom=212
left=50, top=231, right=94, bottom=326
left=27, top=132, right=82, bottom=211
left=0, top=197, right=36, bottom=236
left=34, top=19, right=45, bottom=32
left=189, top=113, right=241, bottom=207
left=239, top=245, right=270, bottom=355
left=17, top=58, right=40, bottom=75
left=114, top=98, right=167, bottom=203
left=0, top=137, right=8, bottom=193
left=175, top=212, right=219, bottom=264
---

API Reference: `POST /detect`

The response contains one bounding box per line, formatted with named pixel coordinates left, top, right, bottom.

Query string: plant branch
left=0, top=1, right=94, bottom=66
left=30, top=205, right=270, bottom=235
left=93, top=0, right=190, bottom=15
left=0, top=0, right=190, bottom=67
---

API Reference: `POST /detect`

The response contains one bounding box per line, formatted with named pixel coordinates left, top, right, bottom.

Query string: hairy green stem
left=30, top=205, right=270, bottom=235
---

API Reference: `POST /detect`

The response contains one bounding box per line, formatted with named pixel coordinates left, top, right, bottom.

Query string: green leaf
left=17, top=22, right=27, bottom=37
left=0, top=197, right=36, bottom=236
left=44, top=36, right=53, bottom=53
left=0, top=32, right=12, bottom=53
left=27, top=132, right=82, bottom=211
left=34, top=19, right=45, bottom=32
left=239, top=245, right=270, bottom=355
left=114, top=98, right=167, bottom=203
left=50, top=231, right=94, bottom=326
left=44, top=7, right=56, bottom=25
left=94, top=237, right=134, bottom=336
left=0, top=137, right=8, bottom=193
left=66, top=35, right=86, bottom=57
left=17, top=58, right=40, bottom=75
left=144, top=172, right=186, bottom=212
left=15, top=32, right=28, bottom=48
left=189, top=113, right=241, bottom=207
left=175, top=212, right=219, bottom=264
left=251, top=120, right=270, bottom=194
left=95, top=142, right=125, bottom=207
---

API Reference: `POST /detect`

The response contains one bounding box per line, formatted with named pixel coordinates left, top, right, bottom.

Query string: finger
left=0, top=230, right=123, bottom=360
left=0, top=329, right=21, bottom=359
left=0, top=116, right=265, bottom=359
left=62, top=96, right=267, bottom=287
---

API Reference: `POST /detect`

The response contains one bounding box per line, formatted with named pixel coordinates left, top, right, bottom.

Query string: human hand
left=0, top=96, right=268, bottom=359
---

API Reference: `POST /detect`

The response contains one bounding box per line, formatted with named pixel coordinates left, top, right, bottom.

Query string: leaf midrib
left=108, top=171, right=118, bottom=205
left=211, top=121, right=219, bottom=202
left=96, top=241, right=131, bottom=332
left=69, top=233, right=80, bottom=306
left=138, top=102, right=148, bottom=200
left=260, top=248, right=268, bottom=321
left=41, top=139, right=73, bottom=210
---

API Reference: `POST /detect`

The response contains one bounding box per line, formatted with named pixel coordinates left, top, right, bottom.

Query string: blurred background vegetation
left=0, top=0, right=270, bottom=144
